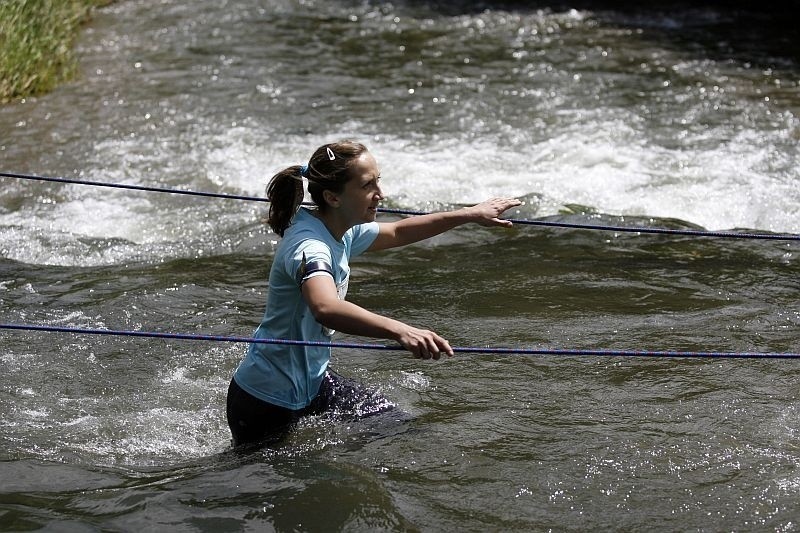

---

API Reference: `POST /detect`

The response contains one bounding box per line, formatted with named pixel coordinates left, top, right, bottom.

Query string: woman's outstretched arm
left=367, top=197, right=521, bottom=252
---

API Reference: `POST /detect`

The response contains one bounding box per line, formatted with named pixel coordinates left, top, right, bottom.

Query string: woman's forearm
left=370, top=197, right=520, bottom=251
left=376, top=209, right=473, bottom=249
left=303, top=283, right=453, bottom=358
left=312, top=297, right=406, bottom=340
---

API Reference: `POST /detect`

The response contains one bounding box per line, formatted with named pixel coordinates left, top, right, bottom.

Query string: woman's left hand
left=466, top=197, right=522, bottom=227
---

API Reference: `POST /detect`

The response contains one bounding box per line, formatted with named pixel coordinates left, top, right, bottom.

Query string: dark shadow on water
left=394, top=0, right=800, bottom=67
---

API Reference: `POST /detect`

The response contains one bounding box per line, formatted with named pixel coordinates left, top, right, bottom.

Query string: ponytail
left=266, top=165, right=304, bottom=237
left=266, top=140, right=369, bottom=237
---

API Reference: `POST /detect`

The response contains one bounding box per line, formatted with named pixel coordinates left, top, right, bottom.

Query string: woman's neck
left=313, top=209, right=348, bottom=242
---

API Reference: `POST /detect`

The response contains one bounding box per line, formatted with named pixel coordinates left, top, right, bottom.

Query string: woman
left=227, top=140, right=520, bottom=446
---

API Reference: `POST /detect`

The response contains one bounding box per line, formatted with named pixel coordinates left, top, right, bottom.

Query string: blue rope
left=0, top=171, right=271, bottom=203
left=378, top=207, right=800, bottom=241
left=1, top=323, right=798, bottom=359
left=2, top=171, right=799, bottom=242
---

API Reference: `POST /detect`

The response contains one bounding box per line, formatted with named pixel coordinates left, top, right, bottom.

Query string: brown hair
left=266, top=140, right=368, bottom=237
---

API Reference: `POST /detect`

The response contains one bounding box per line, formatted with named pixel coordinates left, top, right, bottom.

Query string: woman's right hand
left=395, top=325, right=454, bottom=360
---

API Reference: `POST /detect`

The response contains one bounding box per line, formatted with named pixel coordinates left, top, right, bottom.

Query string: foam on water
left=375, top=120, right=799, bottom=233
left=2, top=348, right=232, bottom=466
left=2, top=104, right=797, bottom=269
left=3, top=125, right=797, bottom=268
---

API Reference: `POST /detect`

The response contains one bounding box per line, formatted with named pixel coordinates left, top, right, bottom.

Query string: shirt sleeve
left=348, top=221, right=380, bottom=257
left=283, top=239, right=334, bottom=286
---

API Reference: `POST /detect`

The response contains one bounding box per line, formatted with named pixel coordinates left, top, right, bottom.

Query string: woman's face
left=336, top=151, right=384, bottom=225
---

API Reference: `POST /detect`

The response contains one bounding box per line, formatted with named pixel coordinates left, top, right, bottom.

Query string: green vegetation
left=0, top=0, right=109, bottom=103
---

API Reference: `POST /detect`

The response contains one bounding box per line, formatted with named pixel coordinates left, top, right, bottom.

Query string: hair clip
left=299, top=164, right=308, bottom=176
left=326, top=147, right=336, bottom=161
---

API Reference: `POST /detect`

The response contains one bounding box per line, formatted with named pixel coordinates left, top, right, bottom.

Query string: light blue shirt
left=233, top=208, right=379, bottom=409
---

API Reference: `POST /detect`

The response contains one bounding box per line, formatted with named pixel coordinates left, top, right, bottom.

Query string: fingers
left=400, top=328, right=453, bottom=360
left=486, top=197, right=522, bottom=211
left=420, top=332, right=453, bottom=360
left=493, top=197, right=522, bottom=218
left=474, top=197, right=522, bottom=227
left=491, top=216, right=515, bottom=228
left=413, top=334, right=447, bottom=360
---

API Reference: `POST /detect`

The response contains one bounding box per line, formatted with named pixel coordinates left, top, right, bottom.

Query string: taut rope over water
left=2, top=171, right=799, bottom=241
left=1, top=323, right=798, bottom=359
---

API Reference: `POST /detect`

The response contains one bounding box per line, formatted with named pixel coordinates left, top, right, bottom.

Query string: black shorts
left=226, top=369, right=394, bottom=447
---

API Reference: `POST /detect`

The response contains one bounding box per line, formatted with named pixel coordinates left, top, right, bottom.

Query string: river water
left=1, top=0, right=799, bottom=530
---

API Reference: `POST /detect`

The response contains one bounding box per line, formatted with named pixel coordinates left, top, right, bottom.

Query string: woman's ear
left=322, top=189, right=340, bottom=208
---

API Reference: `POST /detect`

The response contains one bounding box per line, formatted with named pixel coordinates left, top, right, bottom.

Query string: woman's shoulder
left=281, top=209, right=331, bottom=249
left=345, top=221, right=380, bottom=249
left=285, top=208, right=322, bottom=236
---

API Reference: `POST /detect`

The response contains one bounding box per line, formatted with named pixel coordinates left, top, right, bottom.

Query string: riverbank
left=0, top=0, right=110, bottom=104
